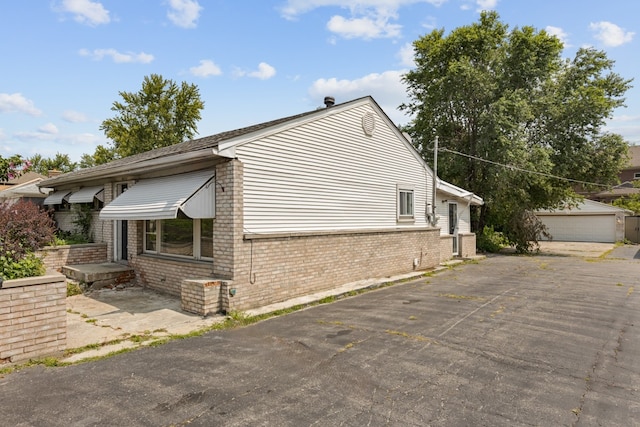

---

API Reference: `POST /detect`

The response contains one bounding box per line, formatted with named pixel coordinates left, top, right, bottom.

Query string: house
left=0, top=172, right=51, bottom=205
left=38, top=96, right=482, bottom=312
left=535, top=199, right=631, bottom=243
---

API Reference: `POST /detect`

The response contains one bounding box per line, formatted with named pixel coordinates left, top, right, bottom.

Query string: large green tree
left=28, top=153, right=77, bottom=175
left=89, top=74, right=204, bottom=164
left=401, top=11, right=632, bottom=252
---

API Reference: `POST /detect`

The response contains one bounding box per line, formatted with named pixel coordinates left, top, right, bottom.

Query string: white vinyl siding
left=435, top=194, right=472, bottom=236
left=236, top=103, right=431, bottom=233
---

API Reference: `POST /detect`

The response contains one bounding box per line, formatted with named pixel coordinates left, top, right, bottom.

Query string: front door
left=449, top=202, right=458, bottom=256
left=115, top=184, right=128, bottom=263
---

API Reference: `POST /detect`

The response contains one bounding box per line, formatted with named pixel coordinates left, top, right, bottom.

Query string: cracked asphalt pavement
left=1, top=252, right=639, bottom=426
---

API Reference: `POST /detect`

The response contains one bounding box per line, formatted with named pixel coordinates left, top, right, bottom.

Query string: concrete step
left=62, top=263, right=135, bottom=290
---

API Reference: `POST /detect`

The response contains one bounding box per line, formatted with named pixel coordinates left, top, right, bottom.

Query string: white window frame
left=143, top=219, right=213, bottom=261
left=634, top=172, right=640, bottom=180
left=397, top=184, right=415, bottom=222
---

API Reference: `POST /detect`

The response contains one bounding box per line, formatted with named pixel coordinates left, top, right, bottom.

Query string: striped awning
left=99, top=170, right=215, bottom=220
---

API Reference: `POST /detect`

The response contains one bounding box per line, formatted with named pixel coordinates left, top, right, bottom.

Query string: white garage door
left=539, top=215, right=616, bottom=242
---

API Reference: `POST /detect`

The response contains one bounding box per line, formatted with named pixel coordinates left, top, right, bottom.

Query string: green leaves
left=95, top=74, right=204, bottom=162
left=402, top=11, right=631, bottom=252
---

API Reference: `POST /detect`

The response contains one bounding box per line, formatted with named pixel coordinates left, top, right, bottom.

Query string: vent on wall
left=362, top=112, right=375, bottom=136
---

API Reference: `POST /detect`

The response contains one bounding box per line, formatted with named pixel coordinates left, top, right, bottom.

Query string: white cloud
left=308, top=69, right=411, bottom=124
left=79, top=48, right=154, bottom=63
left=545, top=26, right=569, bottom=46
left=589, top=21, right=634, bottom=47
left=62, top=110, right=89, bottom=123
left=475, top=0, right=497, bottom=11
left=58, top=0, right=110, bottom=26
left=38, top=123, right=59, bottom=135
left=398, top=42, right=415, bottom=67
left=327, top=14, right=401, bottom=39
left=279, top=1, right=445, bottom=40
left=0, top=93, right=42, bottom=116
left=190, top=60, right=222, bottom=77
left=235, top=62, right=277, bottom=80
left=167, top=0, right=203, bottom=29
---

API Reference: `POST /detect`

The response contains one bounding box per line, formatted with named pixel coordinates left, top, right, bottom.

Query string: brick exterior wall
left=458, top=233, right=477, bottom=259
left=440, top=235, right=454, bottom=263
left=36, top=243, right=108, bottom=272
left=52, top=211, right=107, bottom=244
left=228, top=228, right=441, bottom=311
left=130, top=254, right=214, bottom=296
left=0, top=274, right=67, bottom=363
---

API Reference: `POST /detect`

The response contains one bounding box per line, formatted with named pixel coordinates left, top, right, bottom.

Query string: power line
left=438, top=147, right=612, bottom=188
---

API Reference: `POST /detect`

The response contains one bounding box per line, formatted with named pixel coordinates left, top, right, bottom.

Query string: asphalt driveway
left=1, top=251, right=639, bottom=426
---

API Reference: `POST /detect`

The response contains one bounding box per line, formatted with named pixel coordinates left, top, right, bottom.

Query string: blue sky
left=1, top=0, right=639, bottom=163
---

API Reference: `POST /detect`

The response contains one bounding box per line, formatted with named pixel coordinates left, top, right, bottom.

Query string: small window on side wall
left=634, top=172, right=640, bottom=180
left=397, top=185, right=415, bottom=222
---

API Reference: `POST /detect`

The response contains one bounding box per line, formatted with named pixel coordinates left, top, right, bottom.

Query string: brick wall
left=0, top=273, right=67, bottom=363
left=227, top=228, right=441, bottom=311
left=53, top=211, right=107, bottom=243
left=131, top=254, right=214, bottom=296
left=458, top=233, right=477, bottom=258
left=36, top=243, right=108, bottom=272
left=440, top=235, right=454, bottom=263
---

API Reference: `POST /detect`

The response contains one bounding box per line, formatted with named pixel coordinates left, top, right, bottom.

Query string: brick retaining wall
left=0, top=273, right=67, bottom=364
left=36, top=243, right=108, bottom=272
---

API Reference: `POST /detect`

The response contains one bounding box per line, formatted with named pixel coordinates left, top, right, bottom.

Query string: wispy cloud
left=235, top=62, right=277, bottom=80
left=475, top=0, right=498, bottom=11
left=57, top=0, right=110, bottom=26
left=308, top=70, right=411, bottom=123
left=545, top=25, right=570, bottom=47
left=280, top=0, right=445, bottom=40
left=167, top=0, right=203, bottom=29
left=62, top=110, right=90, bottom=123
left=398, top=42, right=415, bottom=67
left=589, top=21, right=634, bottom=47
left=79, top=48, right=154, bottom=63
left=189, top=60, right=222, bottom=77
left=0, top=93, right=42, bottom=116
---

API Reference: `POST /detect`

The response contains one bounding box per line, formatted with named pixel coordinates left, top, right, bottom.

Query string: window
left=634, top=172, right=640, bottom=180
left=397, top=185, right=415, bottom=221
left=144, top=219, right=213, bottom=260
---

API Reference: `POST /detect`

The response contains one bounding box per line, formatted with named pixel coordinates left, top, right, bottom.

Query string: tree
left=401, top=11, right=632, bottom=252
left=0, top=154, right=30, bottom=181
left=96, top=74, right=204, bottom=161
left=79, top=144, right=116, bottom=168
left=28, top=153, right=77, bottom=175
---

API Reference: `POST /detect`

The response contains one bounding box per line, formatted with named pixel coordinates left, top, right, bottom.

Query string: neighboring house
left=0, top=172, right=50, bottom=205
left=619, top=145, right=640, bottom=183
left=535, top=199, right=631, bottom=243
left=38, top=96, right=482, bottom=312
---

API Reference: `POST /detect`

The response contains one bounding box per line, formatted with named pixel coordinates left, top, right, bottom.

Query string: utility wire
left=438, top=147, right=612, bottom=189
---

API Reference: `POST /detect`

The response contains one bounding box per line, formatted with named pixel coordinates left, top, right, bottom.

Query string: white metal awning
left=68, top=186, right=104, bottom=203
left=43, top=190, right=72, bottom=205
left=99, top=170, right=215, bottom=220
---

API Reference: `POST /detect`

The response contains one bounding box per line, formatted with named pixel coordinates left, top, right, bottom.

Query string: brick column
left=213, top=159, right=243, bottom=280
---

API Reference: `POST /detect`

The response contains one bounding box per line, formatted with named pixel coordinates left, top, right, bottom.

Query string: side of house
left=38, top=96, right=482, bottom=312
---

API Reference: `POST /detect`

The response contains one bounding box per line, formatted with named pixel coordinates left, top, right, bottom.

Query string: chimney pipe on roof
left=324, top=96, right=335, bottom=108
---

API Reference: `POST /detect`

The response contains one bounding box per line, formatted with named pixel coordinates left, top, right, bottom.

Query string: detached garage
left=535, top=200, right=630, bottom=243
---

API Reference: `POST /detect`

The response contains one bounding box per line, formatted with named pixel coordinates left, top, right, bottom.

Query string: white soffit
left=69, top=186, right=104, bottom=203
left=43, top=190, right=72, bottom=205
left=99, top=170, right=215, bottom=220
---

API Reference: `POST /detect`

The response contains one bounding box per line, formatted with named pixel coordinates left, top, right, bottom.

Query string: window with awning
left=68, top=186, right=104, bottom=203
left=99, top=170, right=215, bottom=220
left=43, top=190, right=72, bottom=205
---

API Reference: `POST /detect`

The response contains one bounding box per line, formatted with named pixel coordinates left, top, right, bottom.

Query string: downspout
left=431, top=136, right=438, bottom=226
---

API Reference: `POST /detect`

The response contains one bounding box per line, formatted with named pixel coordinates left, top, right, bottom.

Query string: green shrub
left=0, top=252, right=45, bottom=280
left=477, top=226, right=509, bottom=253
